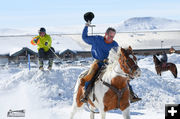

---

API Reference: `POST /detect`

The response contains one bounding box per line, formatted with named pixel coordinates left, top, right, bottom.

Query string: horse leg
left=70, top=103, right=78, bottom=119
left=89, top=105, right=96, bottom=119
left=122, top=106, right=131, bottom=119
left=99, top=109, right=106, bottom=119
left=70, top=84, right=84, bottom=119
left=70, top=96, right=85, bottom=119
left=170, top=66, right=177, bottom=78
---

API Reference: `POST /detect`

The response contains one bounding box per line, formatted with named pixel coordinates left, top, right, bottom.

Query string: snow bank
left=0, top=54, right=180, bottom=118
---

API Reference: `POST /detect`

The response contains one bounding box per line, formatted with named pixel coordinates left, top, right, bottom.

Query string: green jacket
left=32, top=34, right=52, bottom=52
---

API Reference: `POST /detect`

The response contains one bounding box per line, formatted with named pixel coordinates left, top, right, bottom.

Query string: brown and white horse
left=70, top=46, right=141, bottom=119
left=153, top=55, right=177, bottom=78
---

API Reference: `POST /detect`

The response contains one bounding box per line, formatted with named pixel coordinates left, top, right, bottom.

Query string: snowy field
left=0, top=30, right=180, bottom=55
left=0, top=53, right=180, bottom=119
left=0, top=17, right=180, bottom=118
left=1, top=17, right=180, bottom=55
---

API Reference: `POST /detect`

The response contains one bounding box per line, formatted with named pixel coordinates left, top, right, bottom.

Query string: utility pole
left=161, top=41, right=164, bottom=49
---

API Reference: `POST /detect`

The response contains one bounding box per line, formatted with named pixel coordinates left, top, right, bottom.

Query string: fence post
left=28, top=54, right=31, bottom=71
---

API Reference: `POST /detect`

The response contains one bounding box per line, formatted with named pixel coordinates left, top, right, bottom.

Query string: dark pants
left=38, top=47, right=55, bottom=60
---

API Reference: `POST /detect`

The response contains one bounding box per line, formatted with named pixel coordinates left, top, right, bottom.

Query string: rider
left=80, top=23, right=141, bottom=103
left=31, top=27, right=55, bottom=70
left=160, top=51, right=168, bottom=63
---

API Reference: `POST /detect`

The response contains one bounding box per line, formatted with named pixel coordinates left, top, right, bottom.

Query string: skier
left=80, top=21, right=141, bottom=103
left=31, top=27, right=55, bottom=70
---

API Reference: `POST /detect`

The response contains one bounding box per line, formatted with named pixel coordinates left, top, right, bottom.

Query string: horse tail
left=174, top=64, right=178, bottom=78
left=170, top=63, right=178, bottom=78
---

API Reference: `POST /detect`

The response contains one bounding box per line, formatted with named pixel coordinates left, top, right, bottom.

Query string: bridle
left=117, top=53, right=138, bottom=79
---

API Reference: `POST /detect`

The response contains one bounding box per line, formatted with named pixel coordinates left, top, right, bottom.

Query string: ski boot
left=48, top=59, right=53, bottom=70
left=39, top=59, right=44, bottom=70
left=39, top=66, right=44, bottom=70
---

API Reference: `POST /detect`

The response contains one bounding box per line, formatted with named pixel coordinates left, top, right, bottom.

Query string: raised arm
left=82, top=26, right=95, bottom=45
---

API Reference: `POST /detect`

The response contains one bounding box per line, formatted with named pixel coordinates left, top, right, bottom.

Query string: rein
left=119, top=54, right=137, bottom=79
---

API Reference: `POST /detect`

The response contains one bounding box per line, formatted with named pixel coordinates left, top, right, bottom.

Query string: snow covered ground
left=0, top=16, right=180, bottom=118
left=0, top=53, right=180, bottom=119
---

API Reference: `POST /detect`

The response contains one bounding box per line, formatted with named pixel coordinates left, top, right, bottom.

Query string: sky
left=0, top=0, right=180, bottom=28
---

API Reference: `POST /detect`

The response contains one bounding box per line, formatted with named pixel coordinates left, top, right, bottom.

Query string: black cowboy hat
left=84, top=12, right=95, bottom=22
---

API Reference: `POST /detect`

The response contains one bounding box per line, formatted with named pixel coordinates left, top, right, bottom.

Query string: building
left=170, top=46, right=180, bottom=53
left=0, top=47, right=179, bottom=65
left=9, top=47, right=38, bottom=64
left=58, top=49, right=77, bottom=60
left=133, top=48, right=170, bottom=55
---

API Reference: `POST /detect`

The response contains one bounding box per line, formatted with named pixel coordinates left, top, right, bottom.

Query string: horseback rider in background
left=160, top=51, right=168, bottom=68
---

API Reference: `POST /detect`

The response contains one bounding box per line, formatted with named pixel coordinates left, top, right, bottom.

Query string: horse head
left=118, top=46, right=141, bottom=79
left=153, top=55, right=161, bottom=65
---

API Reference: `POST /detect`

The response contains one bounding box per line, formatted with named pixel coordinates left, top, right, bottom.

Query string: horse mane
left=105, top=47, right=124, bottom=73
left=153, top=55, right=161, bottom=64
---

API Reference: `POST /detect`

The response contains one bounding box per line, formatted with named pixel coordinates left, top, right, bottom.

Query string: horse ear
left=128, top=46, right=132, bottom=51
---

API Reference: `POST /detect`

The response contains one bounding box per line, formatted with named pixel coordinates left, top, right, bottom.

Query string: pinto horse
left=70, top=46, right=141, bottom=119
left=153, top=55, right=177, bottom=78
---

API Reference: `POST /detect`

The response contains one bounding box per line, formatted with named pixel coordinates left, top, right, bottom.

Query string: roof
left=171, top=46, right=180, bottom=51
left=59, top=49, right=77, bottom=55
left=10, top=47, right=37, bottom=57
left=133, top=48, right=170, bottom=51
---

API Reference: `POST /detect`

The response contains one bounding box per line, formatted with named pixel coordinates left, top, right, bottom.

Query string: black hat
left=39, top=27, right=46, bottom=33
left=84, top=12, right=95, bottom=22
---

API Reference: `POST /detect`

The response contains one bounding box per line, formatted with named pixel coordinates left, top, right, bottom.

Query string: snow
left=0, top=16, right=180, bottom=119
left=0, top=53, right=180, bottom=119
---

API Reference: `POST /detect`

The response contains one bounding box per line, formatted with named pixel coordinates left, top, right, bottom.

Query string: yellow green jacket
left=31, top=34, right=52, bottom=52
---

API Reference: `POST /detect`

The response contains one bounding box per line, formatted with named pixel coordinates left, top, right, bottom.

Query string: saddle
left=79, top=66, right=106, bottom=88
left=79, top=66, right=106, bottom=102
left=161, top=62, right=167, bottom=69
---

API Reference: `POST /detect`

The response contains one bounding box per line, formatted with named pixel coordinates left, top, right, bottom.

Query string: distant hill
left=116, top=17, right=180, bottom=32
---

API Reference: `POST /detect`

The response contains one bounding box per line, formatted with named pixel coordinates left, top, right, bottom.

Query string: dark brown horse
left=153, top=55, right=177, bottom=78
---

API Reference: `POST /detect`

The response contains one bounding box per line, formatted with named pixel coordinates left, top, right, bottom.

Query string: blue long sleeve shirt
left=82, top=26, right=118, bottom=61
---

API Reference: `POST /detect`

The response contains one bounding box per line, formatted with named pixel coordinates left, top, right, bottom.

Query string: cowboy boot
left=80, top=61, right=99, bottom=103
left=80, top=83, right=92, bottom=103
left=129, top=83, right=141, bottom=103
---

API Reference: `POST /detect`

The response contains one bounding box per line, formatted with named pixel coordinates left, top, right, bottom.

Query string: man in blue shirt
left=80, top=23, right=141, bottom=103
left=80, top=23, right=118, bottom=102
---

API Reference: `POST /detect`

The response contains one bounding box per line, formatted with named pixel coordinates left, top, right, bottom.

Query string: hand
left=45, top=42, right=48, bottom=46
left=85, top=20, right=91, bottom=26
left=34, top=38, right=39, bottom=43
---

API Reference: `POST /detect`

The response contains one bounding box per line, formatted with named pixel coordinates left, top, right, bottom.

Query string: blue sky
left=0, top=0, right=180, bottom=28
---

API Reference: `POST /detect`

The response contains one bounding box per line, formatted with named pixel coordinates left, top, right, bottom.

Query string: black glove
left=45, top=42, right=48, bottom=46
